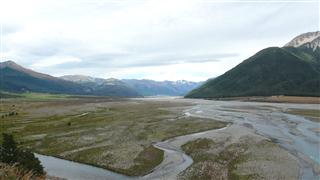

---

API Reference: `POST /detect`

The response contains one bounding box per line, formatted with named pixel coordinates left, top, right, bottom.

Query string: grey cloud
left=2, top=24, right=21, bottom=35
left=50, top=52, right=238, bottom=69
left=3, top=0, right=318, bottom=80
left=119, top=53, right=238, bottom=67
left=21, top=39, right=83, bottom=58
left=25, top=44, right=64, bottom=57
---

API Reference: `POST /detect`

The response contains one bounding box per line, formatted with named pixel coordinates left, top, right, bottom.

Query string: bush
left=0, top=134, right=18, bottom=164
left=17, top=149, right=44, bottom=175
left=0, top=133, right=44, bottom=176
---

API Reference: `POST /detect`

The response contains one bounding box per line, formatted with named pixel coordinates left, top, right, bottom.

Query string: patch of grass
left=180, top=139, right=258, bottom=180
left=0, top=91, right=23, bottom=98
left=179, top=136, right=298, bottom=180
left=224, top=144, right=250, bottom=180
left=181, top=138, right=214, bottom=154
left=182, top=139, right=216, bottom=163
left=21, top=93, right=70, bottom=100
left=0, top=91, right=118, bottom=101
left=122, top=145, right=164, bottom=176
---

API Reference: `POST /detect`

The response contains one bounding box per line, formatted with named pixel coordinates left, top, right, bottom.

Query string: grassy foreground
left=0, top=95, right=226, bottom=176
left=0, top=163, right=46, bottom=180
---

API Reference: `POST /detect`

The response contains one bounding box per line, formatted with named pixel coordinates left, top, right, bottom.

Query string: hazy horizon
left=0, top=0, right=318, bottom=81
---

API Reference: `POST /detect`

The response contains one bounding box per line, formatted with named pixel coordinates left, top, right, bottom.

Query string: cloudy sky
left=0, top=0, right=318, bottom=81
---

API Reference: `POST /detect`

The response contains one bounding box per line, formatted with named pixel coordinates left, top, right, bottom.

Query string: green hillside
left=0, top=61, right=141, bottom=97
left=0, top=66, right=87, bottom=94
left=186, top=47, right=320, bottom=98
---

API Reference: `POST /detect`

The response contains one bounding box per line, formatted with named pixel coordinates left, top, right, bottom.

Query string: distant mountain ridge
left=284, top=31, right=320, bottom=50
left=60, top=75, right=97, bottom=83
left=61, top=76, right=202, bottom=96
left=122, top=79, right=203, bottom=96
left=0, top=61, right=140, bottom=97
left=186, top=31, right=320, bottom=98
left=60, top=75, right=141, bottom=97
left=0, top=60, right=88, bottom=95
left=0, top=60, right=56, bottom=80
left=61, top=75, right=127, bottom=86
left=0, top=61, right=201, bottom=97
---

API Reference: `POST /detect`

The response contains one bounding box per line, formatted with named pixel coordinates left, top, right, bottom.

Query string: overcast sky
left=0, top=0, right=319, bottom=81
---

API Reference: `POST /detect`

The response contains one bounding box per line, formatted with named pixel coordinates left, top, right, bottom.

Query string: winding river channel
left=36, top=98, right=320, bottom=180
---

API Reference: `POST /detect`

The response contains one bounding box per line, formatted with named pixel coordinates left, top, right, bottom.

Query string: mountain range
left=0, top=61, right=88, bottom=95
left=122, top=79, right=202, bottom=96
left=0, top=62, right=201, bottom=97
left=1, top=31, right=319, bottom=98
left=186, top=31, right=320, bottom=98
left=60, top=75, right=141, bottom=97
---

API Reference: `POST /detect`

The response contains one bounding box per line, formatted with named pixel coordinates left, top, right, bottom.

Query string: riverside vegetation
left=0, top=133, right=45, bottom=179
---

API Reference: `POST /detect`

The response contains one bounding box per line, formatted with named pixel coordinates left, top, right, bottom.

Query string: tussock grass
left=0, top=163, right=45, bottom=180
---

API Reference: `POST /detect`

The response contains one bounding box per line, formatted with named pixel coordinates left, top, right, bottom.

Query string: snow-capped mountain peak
left=284, top=31, right=320, bottom=50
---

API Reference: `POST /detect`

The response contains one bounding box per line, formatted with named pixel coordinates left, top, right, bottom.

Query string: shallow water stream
left=187, top=100, right=320, bottom=179
left=36, top=99, right=320, bottom=180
